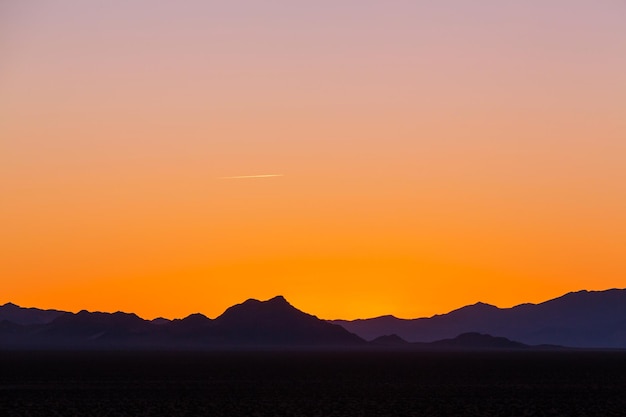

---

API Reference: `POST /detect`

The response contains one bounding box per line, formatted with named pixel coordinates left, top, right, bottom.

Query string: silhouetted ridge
left=268, top=295, right=290, bottom=304
left=37, top=311, right=154, bottom=346
left=370, top=334, right=409, bottom=346
left=333, top=288, right=626, bottom=348
left=217, top=296, right=301, bottom=324
left=440, top=302, right=500, bottom=320
left=0, top=302, right=65, bottom=325
left=179, top=313, right=211, bottom=325
left=0, top=296, right=365, bottom=349
left=430, top=332, right=527, bottom=349
left=3, top=289, right=625, bottom=349
left=213, top=296, right=364, bottom=346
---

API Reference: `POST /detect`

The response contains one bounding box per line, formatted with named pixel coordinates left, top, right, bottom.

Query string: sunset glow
left=1, top=1, right=625, bottom=320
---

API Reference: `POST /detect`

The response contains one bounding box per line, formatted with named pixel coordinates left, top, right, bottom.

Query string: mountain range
left=1, top=289, right=625, bottom=349
left=0, top=296, right=362, bottom=349
left=332, top=289, right=626, bottom=348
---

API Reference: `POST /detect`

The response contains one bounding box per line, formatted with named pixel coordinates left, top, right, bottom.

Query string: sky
left=1, top=1, right=625, bottom=320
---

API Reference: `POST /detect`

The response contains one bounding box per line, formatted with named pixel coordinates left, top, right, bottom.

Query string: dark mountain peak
left=186, top=312, right=209, bottom=319
left=455, top=332, right=501, bottom=341
left=373, top=314, right=402, bottom=321
left=546, top=288, right=625, bottom=303
left=337, top=314, right=405, bottom=324
left=431, top=332, right=527, bottom=349
left=238, top=295, right=292, bottom=308
left=535, top=288, right=626, bottom=313
left=114, top=311, right=142, bottom=320
left=370, top=334, right=409, bottom=345
left=53, top=310, right=147, bottom=328
left=474, top=301, right=494, bottom=307
left=436, top=301, right=499, bottom=319
left=213, top=296, right=364, bottom=346
left=166, top=313, right=212, bottom=334
left=219, top=296, right=301, bottom=322
left=0, top=302, right=66, bottom=325
left=180, top=313, right=211, bottom=324
left=466, top=301, right=498, bottom=310
left=267, top=295, right=290, bottom=305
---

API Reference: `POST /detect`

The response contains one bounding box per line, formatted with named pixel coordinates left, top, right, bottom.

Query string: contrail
left=219, top=174, right=284, bottom=179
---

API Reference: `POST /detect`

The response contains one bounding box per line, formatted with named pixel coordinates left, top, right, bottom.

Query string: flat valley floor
left=1, top=350, right=625, bottom=416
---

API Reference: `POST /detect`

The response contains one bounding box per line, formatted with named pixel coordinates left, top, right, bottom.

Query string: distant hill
left=425, top=332, right=528, bottom=350
left=367, top=333, right=557, bottom=350
left=210, top=296, right=363, bottom=345
left=332, top=289, right=626, bottom=348
left=369, top=334, right=409, bottom=346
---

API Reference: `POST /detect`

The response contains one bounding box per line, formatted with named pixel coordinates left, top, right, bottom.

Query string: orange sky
left=1, top=1, right=625, bottom=320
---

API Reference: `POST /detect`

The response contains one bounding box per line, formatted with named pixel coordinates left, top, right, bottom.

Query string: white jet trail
left=219, top=174, right=284, bottom=179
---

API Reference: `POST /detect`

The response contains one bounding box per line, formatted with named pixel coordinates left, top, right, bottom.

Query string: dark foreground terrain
left=1, top=351, right=625, bottom=417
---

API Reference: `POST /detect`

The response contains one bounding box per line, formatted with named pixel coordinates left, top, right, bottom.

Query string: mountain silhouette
left=22, top=310, right=157, bottom=349
left=0, top=296, right=363, bottom=349
left=2, top=289, right=625, bottom=349
left=425, top=332, right=528, bottom=349
left=369, top=334, right=409, bottom=346
left=332, top=289, right=626, bottom=348
left=209, top=296, right=363, bottom=346
left=0, top=302, right=64, bottom=325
